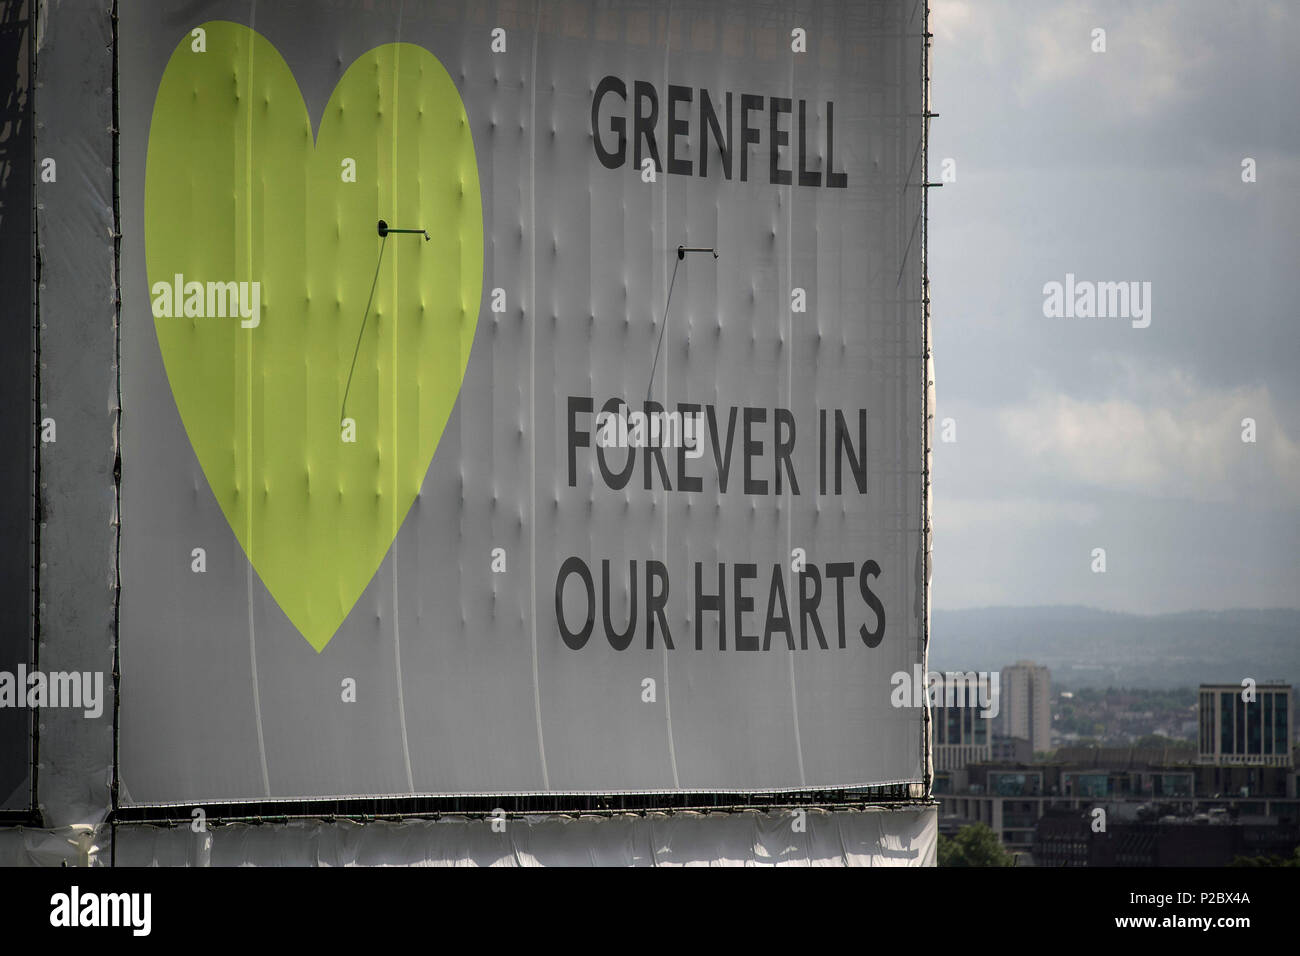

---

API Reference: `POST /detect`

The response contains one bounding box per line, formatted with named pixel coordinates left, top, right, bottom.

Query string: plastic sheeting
left=0, top=0, right=36, bottom=814
left=0, top=824, right=99, bottom=867
left=110, top=808, right=936, bottom=867
left=11, top=0, right=935, bottom=866
left=115, top=0, right=927, bottom=804
left=30, top=0, right=117, bottom=827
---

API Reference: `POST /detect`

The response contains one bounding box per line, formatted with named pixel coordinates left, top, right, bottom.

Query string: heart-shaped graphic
left=145, top=21, right=483, bottom=650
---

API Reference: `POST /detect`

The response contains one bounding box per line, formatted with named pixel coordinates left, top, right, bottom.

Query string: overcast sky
left=927, top=0, right=1299, bottom=612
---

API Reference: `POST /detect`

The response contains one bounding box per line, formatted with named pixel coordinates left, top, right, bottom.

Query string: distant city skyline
left=930, top=606, right=1300, bottom=690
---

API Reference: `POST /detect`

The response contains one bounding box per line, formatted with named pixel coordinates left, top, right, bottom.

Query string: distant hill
left=929, top=606, right=1300, bottom=689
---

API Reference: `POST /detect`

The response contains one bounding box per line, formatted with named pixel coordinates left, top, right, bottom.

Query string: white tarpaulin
left=110, top=808, right=937, bottom=867
left=9, top=0, right=935, bottom=865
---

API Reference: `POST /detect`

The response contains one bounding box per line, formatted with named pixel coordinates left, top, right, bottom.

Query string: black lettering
left=676, top=403, right=703, bottom=492
left=601, top=559, right=637, bottom=651
left=596, top=398, right=636, bottom=489
left=799, top=568, right=828, bottom=650
left=775, top=406, right=799, bottom=494
left=769, top=96, right=792, bottom=185
left=835, top=409, right=866, bottom=494
left=695, top=562, right=726, bottom=650
left=700, top=89, right=732, bottom=179
left=743, top=406, right=767, bottom=495
left=797, top=100, right=821, bottom=187
left=763, top=565, right=795, bottom=650
left=734, top=562, right=758, bottom=650
left=826, top=101, right=847, bottom=188
left=859, top=560, right=885, bottom=647
left=646, top=560, right=672, bottom=649
left=818, top=408, right=827, bottom=494
left=825, top=562, right=854, bottom=648
left=666, top=84, right=693, bottom=176
left=707, top=404, right=739, bottom=493
left=633, top=80, right=661, bottom=173
left=643, top=400, right=672, bottom=491
left=556, top=557, right=595, bottom=650
left=592, top=76, right=627, bottom=170
left=739, top=93, right=763, bottom=182
left=567, top=395, right=592, bottom=487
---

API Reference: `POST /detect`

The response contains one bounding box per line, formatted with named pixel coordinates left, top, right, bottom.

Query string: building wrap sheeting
left=117, top=0, right=927, bottom=803
left=8, top=0, right=933, bottom=865
left=0, top=0, right=36, bottom=815
left=29, top=0, right=117, bottom=828
left=110, top=808, right=936, bottom=867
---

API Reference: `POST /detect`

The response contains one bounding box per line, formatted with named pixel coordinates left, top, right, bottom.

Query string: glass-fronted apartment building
left=1198, top=683, right=1293, bottom=768
left=931, top=672, right=994, bottom=771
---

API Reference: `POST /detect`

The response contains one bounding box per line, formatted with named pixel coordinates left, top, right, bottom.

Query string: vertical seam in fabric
left=109, top=0, right=122, bottom=861
left=528, top=3, right=549, bottom=790
left=660, top=0, right=680, bottom=790
left=391, top=6, right=415, bottom=793
left=244, top=0, right=271, bottom=798
left=785, top=39, right=806, bottom=788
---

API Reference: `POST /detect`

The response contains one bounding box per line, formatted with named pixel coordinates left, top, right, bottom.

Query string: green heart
left=145, top=21, right=482, bottom=651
